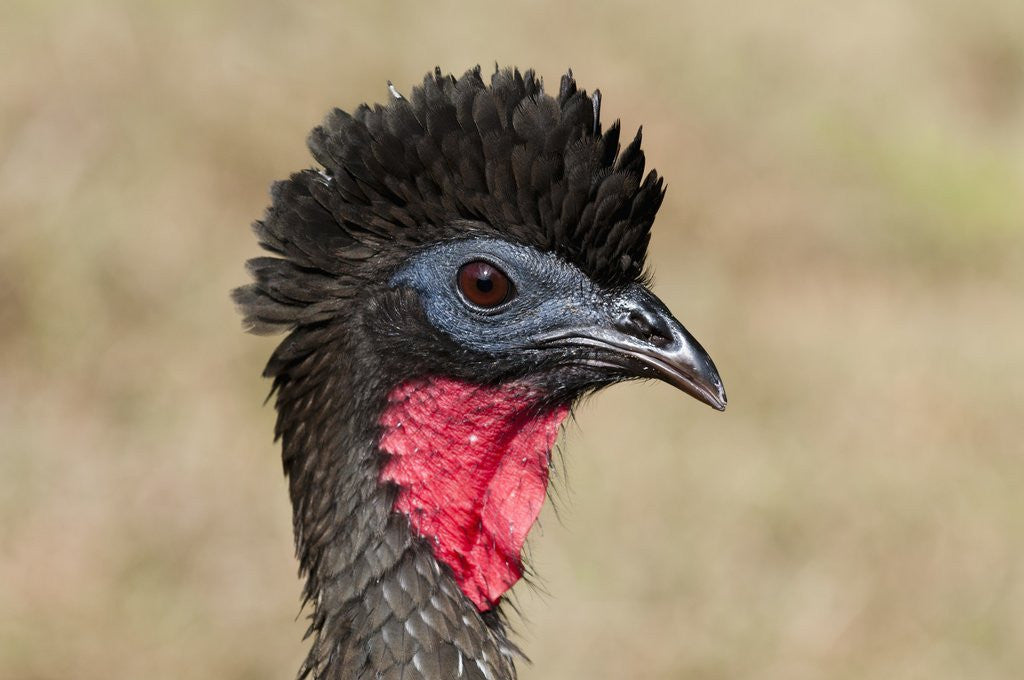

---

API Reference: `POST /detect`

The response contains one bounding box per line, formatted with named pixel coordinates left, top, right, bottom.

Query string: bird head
left=236, top=66, right=725, bottom=617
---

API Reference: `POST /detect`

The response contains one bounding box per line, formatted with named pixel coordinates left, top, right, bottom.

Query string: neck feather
left=274, top=340, right=562, bottom=679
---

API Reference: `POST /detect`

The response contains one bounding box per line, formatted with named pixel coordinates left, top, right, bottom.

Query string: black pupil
left=475, top=273, right=494, bottom=293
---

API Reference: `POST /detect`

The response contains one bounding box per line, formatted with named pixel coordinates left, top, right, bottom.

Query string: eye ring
left=456, top=260, right=514, bottom=310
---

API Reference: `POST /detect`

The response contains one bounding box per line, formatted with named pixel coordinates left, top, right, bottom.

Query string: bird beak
left=542, top=286, right=727, bottom=411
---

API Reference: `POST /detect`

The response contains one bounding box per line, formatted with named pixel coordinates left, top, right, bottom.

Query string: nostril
left=616, top=308, right=672, bottom=347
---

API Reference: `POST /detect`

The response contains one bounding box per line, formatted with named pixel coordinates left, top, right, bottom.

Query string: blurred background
left=2, top=0, right=1022, bottom=678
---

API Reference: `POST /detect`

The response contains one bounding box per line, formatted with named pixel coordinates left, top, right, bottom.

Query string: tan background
left=2, top=1, right=1022, bottom=678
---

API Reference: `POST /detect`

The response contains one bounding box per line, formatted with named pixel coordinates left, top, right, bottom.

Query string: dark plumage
left=235, top=66, right=725, bottom=680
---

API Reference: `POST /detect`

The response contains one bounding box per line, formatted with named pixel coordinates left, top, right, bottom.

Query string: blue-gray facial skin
left=390, top=237, right=611, bottom=354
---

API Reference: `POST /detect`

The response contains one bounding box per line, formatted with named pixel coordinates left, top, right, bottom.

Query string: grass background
left=2, top=0, right=1022, bottom=678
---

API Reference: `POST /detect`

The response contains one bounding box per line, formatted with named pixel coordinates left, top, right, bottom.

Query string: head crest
left=238, top=66, right=665, bottom=334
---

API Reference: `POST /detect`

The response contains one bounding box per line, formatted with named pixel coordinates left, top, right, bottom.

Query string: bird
left=234, top=65, right=726, bottom=680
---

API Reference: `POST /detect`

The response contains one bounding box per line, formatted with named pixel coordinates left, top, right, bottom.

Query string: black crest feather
left=236, top=66, right=665, bottom=335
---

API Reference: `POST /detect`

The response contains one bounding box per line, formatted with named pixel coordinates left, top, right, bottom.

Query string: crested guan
left=235, top=66, right=726, bottom=680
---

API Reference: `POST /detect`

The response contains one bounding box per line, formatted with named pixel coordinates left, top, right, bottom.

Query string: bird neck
left=274, top=338, right=566, bottom=679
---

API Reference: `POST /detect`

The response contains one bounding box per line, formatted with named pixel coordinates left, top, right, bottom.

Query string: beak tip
left=704, top=386, right=727, bottom=412
left=698, top=366, right=727, bottom=412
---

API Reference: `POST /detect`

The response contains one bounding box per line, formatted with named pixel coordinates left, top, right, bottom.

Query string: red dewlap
left=379, top=377, right=568, bottom=611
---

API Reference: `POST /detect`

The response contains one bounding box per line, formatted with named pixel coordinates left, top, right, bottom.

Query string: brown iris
left=457, top=260, right=513, bottom=308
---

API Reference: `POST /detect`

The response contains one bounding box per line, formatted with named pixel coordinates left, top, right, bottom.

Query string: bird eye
left=457, top=260, right=513, bottom=309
